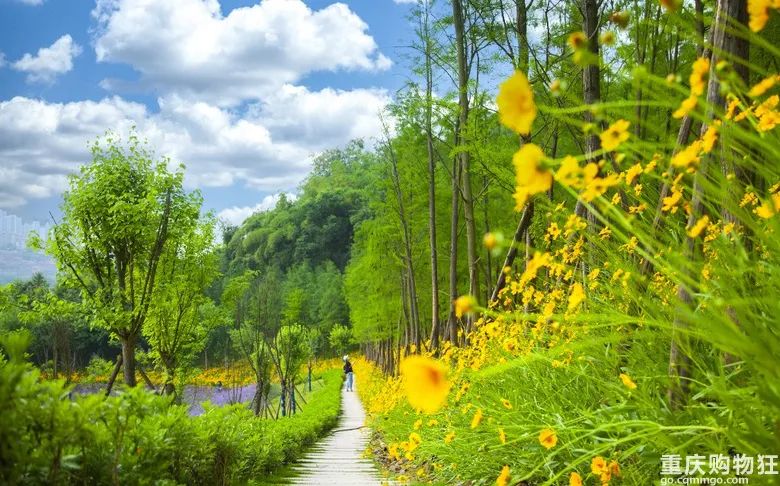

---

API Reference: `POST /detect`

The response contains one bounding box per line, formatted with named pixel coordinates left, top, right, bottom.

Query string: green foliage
left=143, top=213, right=220, bottom=391
left=328, top=324, right=354, bottom=356
left=84, top=355, right=114, bottom=382
left=40, top=131, right=212, bottom=385
left=0, top=351, right=342, bottom=485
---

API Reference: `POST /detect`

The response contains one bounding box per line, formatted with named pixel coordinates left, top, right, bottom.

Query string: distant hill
left=0, top=249, right=56, bottom=284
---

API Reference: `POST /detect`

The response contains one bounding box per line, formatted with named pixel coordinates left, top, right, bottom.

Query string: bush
left=0, top=349, right=342, bottom=485
left=84, top=355, right=114, bottom=383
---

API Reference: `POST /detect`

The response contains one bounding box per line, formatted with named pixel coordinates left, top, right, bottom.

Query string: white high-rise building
left=0, top=209, right=50, bottom=250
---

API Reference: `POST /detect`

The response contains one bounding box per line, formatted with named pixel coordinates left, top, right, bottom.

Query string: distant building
left=0, top=209, right=51, bottom=250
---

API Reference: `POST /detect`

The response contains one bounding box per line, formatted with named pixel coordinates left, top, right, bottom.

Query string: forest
left=2, top=0, right=780, bottom=484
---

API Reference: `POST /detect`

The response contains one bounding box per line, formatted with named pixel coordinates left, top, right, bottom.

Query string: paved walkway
left=287, top=385, right=383, bottom=485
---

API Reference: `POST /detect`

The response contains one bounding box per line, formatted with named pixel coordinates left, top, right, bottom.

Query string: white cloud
left=255, top=84, right=388, bottom=148
left=393, top=0, right=418, bottom=3
left=91, top=0, right=391, bottom=105
left=0, top=52, right=6, bottom=67
left=1, top=0, right=394, bottom=218
left=0, top=87, right=388, bottom=211
left=217, top=193, right=298, bottom=227
left=12, top=35, right=81, bottom=83
left=15, top=0, right=45, bottom=5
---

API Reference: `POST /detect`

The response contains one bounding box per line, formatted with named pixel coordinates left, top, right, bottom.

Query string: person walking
left=342, top=355, right=354, bottom=392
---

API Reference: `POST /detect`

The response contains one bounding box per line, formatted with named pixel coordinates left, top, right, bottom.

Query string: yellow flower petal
left=400, top=356, right=451, bottom=414
left=497, top=71, right=537, bottom=135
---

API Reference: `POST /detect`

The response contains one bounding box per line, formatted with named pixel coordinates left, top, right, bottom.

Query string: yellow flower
left=756, top=95, right=779, bottom=118
left=400, top=356, right=451, bottom=414
left=673, top=93, right=698, bottom=119
left=444, top=431, right=456, bottom=444
left=454, top=295, right=477, bottom=318
left=662, top=188, right=683, bottom=213
left=503, top=338, right=518, bottom=352
left=687, top=215, right=710, bottom=238
left=496, top=465, right=511, bottom=486
left=600, top=119, right=631, bottom=151
left=610, top=460, right=621, bottom=477
left=671, top=141, right=702, bottom=168
left=497, top=71, right=537, bottom=135
left=748, top=75, right=778, bottom=97
left=582, top=173, right=620, bottom=202
left=660, top=0, right=681, bottom=11
left=556, top=155, right=583, bottom=188
left=620, top=373, right=637, bottom=390
left=600, top=31, right=616, bottom=45
left=501, top=398, right=512, bottom=409
left=427, top=419, right=439, bottom=427
left=538, top=428, right=558, bottom=449
left=513, top=144, right=553, bottom=209
left=759, top=110, right=779, bottom=131
left=414, top=419, right=423, bottom=430
left=690, top=57, right=710, bottom=96
left=567, top=282, right=585, bottom=312
left=470, top=408, right=483, bottom=429
left=388, top=443, right=400, bottom=460
left=409, top=432, right=422, bottom=446
left=629, top=203, right=646, bottom=214
left=483, top=232, right=498, bottom=250
left=609, top=11, right=630, bottom=28
left=624, top=163, right=643, bottom=185
left=756, top=201, right=775, bottom=218
left=599, top=227, right=612, bottom=239
left=570, top=472, right=583, bottom=486
left=701, top=123, right=719, bottom=153
left=498, top=427, right=507, bottom=445
left=568, top=31, right=587, bottom=50
left=592, top=456, right=608, bottom=476
left=748, top=0, right=773, bottom=32
left=725, top=97, right=741, bottom=120
left=545, top=222, right=561, bottom=243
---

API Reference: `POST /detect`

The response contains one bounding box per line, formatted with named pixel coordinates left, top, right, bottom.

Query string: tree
left=18, top=292, right=80, bottom=380
left=452, top=0, right=482, bottom=324
left=144, top=216, right=219, bottom=395
left=227, top=271, right=281, bottom=417
left=328, top=324, right=354, bottom=356
left=39, top=132, right=203, bottom=387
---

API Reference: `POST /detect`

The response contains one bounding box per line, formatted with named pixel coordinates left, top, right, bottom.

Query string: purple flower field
left=71, top=383, right=259, bottom=415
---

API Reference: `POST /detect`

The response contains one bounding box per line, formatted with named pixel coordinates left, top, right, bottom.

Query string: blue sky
left=0, top=0, right=418, bottom=226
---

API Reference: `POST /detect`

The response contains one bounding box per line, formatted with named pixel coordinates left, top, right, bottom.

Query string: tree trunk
left=452, top=0, right=481, bottom=324
left=516, top=0, right=529, bottom=72
left=105, top=353, right=123, bottom=396
left=491, top=203, right=534, bottom=302
left=482, top=178, right=493, bottom=304
left=489, top=0, right=533, bottom=307
left=447, top=157, right=461, bottom=343
left=138, top=365, right=156, bottom=392
left=668, top=0, right=745, bottom=409
left=582, top=0, right=601, bottom=160
left=386, top=131, right=421, bottom=350
left=423, top=0, right=441, bottom=350
left=120, top=334, right=137, bottom=387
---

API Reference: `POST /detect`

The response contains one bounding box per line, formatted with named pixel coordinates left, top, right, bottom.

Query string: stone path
left=287, top=385, right=383, bottom=485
